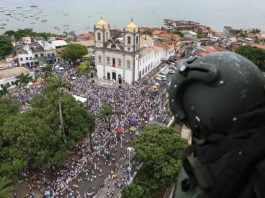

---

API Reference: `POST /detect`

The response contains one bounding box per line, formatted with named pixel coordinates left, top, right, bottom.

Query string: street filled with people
left=12, top=63, right=172, bottom=198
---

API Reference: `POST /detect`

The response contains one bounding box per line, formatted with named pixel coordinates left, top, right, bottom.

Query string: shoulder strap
left=208, top=126, right=265, bottom=198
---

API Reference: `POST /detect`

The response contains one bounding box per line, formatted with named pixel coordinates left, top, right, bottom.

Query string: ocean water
left=0, top=0, right=264, bottom=34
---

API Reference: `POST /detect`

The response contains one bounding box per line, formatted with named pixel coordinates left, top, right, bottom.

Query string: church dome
left=96, top=18, right=108, bottom=29
left=126, top=20, right=138, bottom=32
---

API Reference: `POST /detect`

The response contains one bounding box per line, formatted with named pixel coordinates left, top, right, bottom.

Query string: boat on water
left=16, top=6, right=23, bottom=9
left=41, top=19, right=47, bottom=23
left=30, top=5, right=38, bottom=8
left=5, top=12, right=11, bottom=16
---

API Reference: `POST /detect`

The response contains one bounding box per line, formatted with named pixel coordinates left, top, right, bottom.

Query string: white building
left=94, top=18, right=164, bottom=84
left=0, top=67, right=34, bottom=89
left=16, top=43, right=45, bottom=67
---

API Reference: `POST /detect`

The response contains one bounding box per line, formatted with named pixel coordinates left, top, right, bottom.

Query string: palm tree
left=45, top=76, right=71, bottom=144
left=42, top=64, right=53, bottom=78
left=0, top=177, right=14, bottom=198
left=100, top=104, right=115, bottom=131
left=15, top=73, right=33, bottom=92
left=0, top=84, right=10, bottom=97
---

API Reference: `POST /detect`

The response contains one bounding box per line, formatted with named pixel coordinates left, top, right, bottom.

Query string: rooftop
left=72, top=40, right=95, bottom=47
left=0, top=67, right=31, bottom=80
left=140, top=46, right=163, bottom=57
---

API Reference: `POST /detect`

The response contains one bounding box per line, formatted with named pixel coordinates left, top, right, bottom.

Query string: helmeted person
left=168, top=52, right=265, bottom=198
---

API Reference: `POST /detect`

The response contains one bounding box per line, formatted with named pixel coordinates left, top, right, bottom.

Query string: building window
left=41, top=53, right=44, bottom=57
left=127, top=60, right=131, bottom=69
left=20, top=58, right=23, bottom=61
left=118, top=59, right=121, bottom=67
left=26, top=57, right=28, bottom=60
left=35, top=54, right=38, bottom=58
left=98, top=55, right=102, bottom=64
left=112, top=58, right=116, bottom=67
left=106, top=57, right=110, bottom=65
left=97, top=32, right=101, bottom=41
left=136, top=35, right=139, bottom=44
left=30, top=57, right=32, bottom=60
left=107, top=72, right=110, bottom=80
left=127, top=36, right=131, bottom=45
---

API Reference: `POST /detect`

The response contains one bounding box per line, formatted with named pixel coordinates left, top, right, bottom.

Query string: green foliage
left=235, top=45, right=265, bottom=71
left=61, top=44, right=88, bottom=62
left=250, top=28, right=261, bottom=34
left=77, top=61, right=90, bottom=75
left=0, top=78, right=95, bottom=181
left=172, top=31, right=184, bottom=37
left=238, top=29, right=248, bottom=38
left=0, top=114, right=64, bottom=177
left=15, top=73, right=33, bottom=90
left=100, top=104, right=114, bottom=122
left=122, top=124, right=188, bottom=198
left=31, top=83, right=95, bottom=142
left=5, top=29, right=54, bottom=40
left=0, top=176, right=14, bottom=198
left=0, top=36, right=13, bottom=59
left=0, top=97, right=19, bottom=127
left=0, top=84, right=10, bottom=97
left=41, top=64, right=53, bottom=77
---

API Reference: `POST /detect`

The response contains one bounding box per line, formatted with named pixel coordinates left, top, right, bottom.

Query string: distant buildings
left=15, top=38, right=67, bottom=67
left=94, top=18, right=165, bottom=84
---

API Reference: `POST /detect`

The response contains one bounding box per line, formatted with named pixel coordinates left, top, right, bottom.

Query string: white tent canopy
left=72, top=95, right=87, bottom=103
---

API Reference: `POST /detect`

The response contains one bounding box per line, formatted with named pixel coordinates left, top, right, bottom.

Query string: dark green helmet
left=169, top=52, right=265, bottom=139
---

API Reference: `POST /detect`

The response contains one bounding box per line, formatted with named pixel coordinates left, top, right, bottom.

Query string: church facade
left=94, top=18, right=164, bottom=84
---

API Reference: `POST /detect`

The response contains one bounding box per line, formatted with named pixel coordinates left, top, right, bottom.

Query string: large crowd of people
left=12, top=64, right=171, bottom=198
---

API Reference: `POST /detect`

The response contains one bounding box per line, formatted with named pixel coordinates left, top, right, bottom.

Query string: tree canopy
left=61, top=44, right=88, bottom=62
left=15, top=73, right=33, bottom=90
left=0, top=176, right=14, bottom=198
left=235, top=45, right=265, bottom=71
left=0, top=36, right=13, bottom=59
left=0, top=79, right=95, bottom=182
left=76, top=61, right=90, bottom=76
left=5, top=29, right=54, bottom=40
left=0, top=97, right=19, bottom=127
left=122, top=124, right=188, bottom=198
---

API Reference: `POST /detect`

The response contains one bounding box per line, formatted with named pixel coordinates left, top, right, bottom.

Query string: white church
left=94, top=18, right=164, bottom=84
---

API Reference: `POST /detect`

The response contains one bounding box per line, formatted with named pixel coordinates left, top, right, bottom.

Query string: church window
left=118, top=59, right=122, bottom=67
left=98, top=55, right=102, bottom=64
left=112, top=58, right=116, bottom=67
left=127, top=36, right=131, bottom=45
left=136, top=35, right=139, bottom=44
left=97, top=32, right=101, bottom=41
left=106, top=32, right=109, bottom=39
left=127, top=60, right=131, bottom=69
left=106, top=57, right=110, bottom=65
